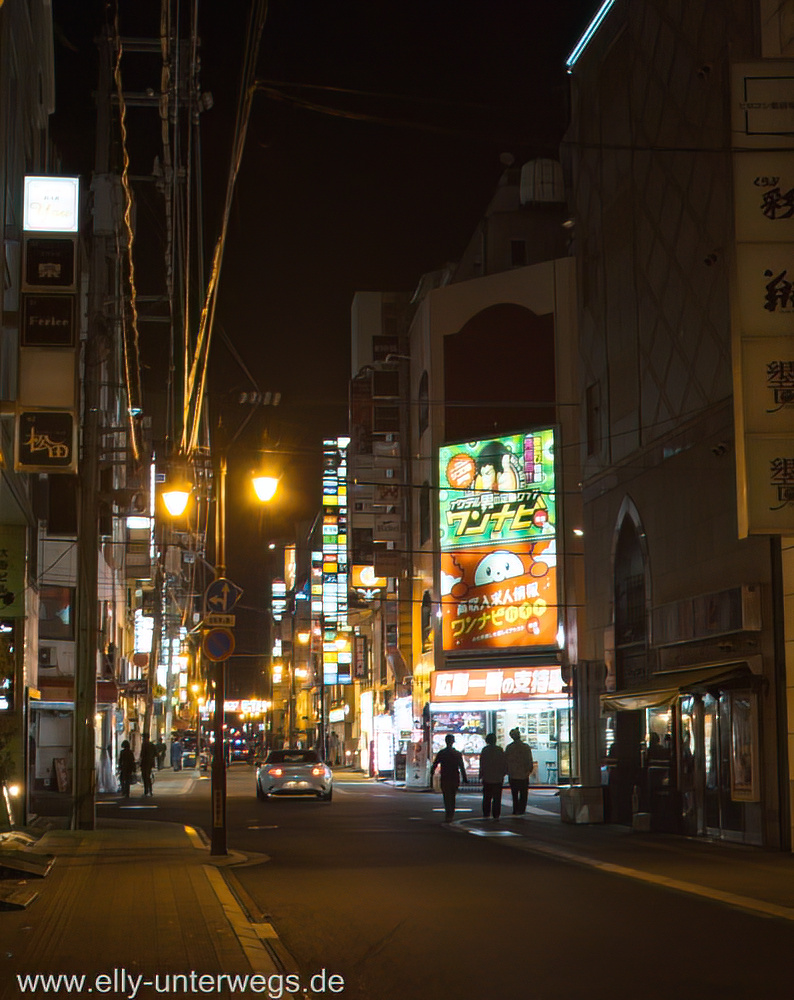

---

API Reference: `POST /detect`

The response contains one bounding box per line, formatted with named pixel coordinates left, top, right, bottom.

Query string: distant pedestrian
left=155, top=737, right=167, bottom=770
left=479, top=733, right=507, bottom=820
left=171, top=738, right=183, bottom=771
left=140, top=735, right=157, bottom=796
left=505, top=728, right=534, bottom=815
left=431, top=734, right=467, bottom=823
left=117, top=739, right=136, bottom=798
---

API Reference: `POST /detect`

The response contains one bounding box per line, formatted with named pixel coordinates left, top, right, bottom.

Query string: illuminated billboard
left=23, top=176, right=80, bottom=233
left=438, top=429, right=558, bottom=652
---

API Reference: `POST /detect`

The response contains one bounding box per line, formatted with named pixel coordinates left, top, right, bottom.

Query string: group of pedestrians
left=117, top=734, right=169, bottom=798
left=430, top=727, right=535, bottom=823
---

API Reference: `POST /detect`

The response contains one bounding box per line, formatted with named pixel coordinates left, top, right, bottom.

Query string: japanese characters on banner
left=731, top=63, right=794, bottom=533
left=431, top=665, right=565, bottom=704
left=16, top=176, right=80, bottom=473
left=438, top=429, right=558, bottom=652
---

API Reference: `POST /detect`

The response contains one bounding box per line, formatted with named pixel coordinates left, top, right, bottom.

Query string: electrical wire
left=111, top=5, right=143, bottom=461
left=182, top=0, right=269, bottom=456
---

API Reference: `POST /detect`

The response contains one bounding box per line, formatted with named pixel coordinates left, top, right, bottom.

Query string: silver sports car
left=256, top=749, right=333, bottom=801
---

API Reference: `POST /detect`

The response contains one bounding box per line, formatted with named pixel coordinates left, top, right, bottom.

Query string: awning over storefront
left=36, top=678, right=120, bottom=706
left=600, top=660, right=760, bottom=713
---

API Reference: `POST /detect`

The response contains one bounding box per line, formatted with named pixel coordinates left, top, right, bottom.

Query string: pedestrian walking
left=479, top=733, right=507, bottom=820
left=117, top=739, right=136, bottom=799
left=140, top=734, right=157, bottom=796
left=430, top=734, right=467, bottom=823
left=505, top=727, right=534, bottom=815
left=170, top=737, right=183, bottom=771
left=155, top=737, right=167, bottom=770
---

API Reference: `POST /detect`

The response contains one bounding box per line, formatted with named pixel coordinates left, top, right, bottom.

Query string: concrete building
left=348, top=164, right=582, bottom=788
left=564, top=0, right=794, bottom=846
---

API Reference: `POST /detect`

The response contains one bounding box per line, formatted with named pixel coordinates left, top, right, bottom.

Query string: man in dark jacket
left=479, top=733, right=507, bottom=819
left=140, top=734, right=157, bottom=796
left=431, top=734, right=467, bottom=822
left=117, top=739, right=135, bottom=799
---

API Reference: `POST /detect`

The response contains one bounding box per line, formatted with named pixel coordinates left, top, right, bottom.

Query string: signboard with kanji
left=15, top=410, right=77, bottom=473
left=430, top=665, right=566, bottom=703
left=438, top=429, right=559, bottom=653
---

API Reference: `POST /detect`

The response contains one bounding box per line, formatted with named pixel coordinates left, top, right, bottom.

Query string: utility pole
left=210, top=452, right=228, bottom=856
left=72, top=29, right=113, bottom=830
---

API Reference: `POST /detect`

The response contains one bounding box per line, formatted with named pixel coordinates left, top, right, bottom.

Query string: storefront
left=430, top=664, right=573, bottom=784
left=601, top=661, right=764, bottom=844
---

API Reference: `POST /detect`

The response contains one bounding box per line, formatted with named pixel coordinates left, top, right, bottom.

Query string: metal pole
left=72, top=25, right=114, bottom=831
left=210, top=453, right=227, bottom=856
left=289, top=657, right=295, bottom=747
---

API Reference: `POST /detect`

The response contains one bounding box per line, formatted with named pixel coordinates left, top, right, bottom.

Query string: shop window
left=39, top=586, right=75, bottom=641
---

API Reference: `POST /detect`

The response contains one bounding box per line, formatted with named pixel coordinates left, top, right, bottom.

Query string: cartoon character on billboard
left=473, top=550, right=525, bottom=585
left=474, top=440, right=520, bottom=493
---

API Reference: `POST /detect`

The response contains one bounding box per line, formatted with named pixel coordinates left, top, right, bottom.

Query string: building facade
left=565, top=0, right=794, bottom=846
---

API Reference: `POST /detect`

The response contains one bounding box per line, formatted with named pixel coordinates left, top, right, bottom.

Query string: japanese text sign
left=438, top=431, right=558, bottom=652
left=431, top=666, right=565, bottom=703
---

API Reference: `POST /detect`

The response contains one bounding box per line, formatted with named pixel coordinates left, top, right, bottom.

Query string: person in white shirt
left=504, top=728, right=534, bottom=815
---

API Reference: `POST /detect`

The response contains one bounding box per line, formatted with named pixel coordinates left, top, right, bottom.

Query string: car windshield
left=265, top=750, right=320, bottom=765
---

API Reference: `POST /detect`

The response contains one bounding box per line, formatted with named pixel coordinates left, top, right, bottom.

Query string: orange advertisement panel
left=441, top=540, right=557, bottom=652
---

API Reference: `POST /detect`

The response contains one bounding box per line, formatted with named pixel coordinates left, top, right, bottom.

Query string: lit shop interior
left=429, top=665, right=573, bottom=785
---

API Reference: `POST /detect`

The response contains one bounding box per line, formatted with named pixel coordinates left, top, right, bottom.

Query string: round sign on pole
left=203, top=627, right=235, bottom=662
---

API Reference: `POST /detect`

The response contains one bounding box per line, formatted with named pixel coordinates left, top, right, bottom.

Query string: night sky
left=50, top=1, right=595, bottom=662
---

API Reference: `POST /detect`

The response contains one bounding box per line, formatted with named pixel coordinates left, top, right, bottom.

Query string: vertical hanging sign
left=16, top=176, right=80, bottom=468
left=731, top=64, right=794, bottom=533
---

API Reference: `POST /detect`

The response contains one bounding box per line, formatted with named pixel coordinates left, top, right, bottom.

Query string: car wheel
left=256, top=780, right=265, bottom=801
left=321, top=788, right=333, bottom=802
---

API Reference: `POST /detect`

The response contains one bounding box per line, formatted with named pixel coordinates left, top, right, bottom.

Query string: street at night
left=4, top=3, right=794, bottom=998
left=15, top=765, right=779, bottom=1000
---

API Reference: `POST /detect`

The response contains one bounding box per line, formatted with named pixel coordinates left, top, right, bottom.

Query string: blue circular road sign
left=203, top=627, right=235, bottom=662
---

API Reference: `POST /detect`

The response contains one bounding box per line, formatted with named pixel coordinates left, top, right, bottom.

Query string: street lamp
left=161, top=452, right=278, bottom=857
left=252, top=474, right=279, bottom=503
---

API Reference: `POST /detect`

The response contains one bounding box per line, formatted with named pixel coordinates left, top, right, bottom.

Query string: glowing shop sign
left=438, top=430, right=558, bottom=652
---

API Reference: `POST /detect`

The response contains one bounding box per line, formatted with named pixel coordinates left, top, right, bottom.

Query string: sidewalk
left=0, top=768, right=295, bottom=1000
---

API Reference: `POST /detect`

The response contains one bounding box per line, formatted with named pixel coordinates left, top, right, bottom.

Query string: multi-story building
left=564, top=0, right=794, bottom=847
left=0, top=2, right=62, bottom=823
left=348, top=163, right=582, bottom=788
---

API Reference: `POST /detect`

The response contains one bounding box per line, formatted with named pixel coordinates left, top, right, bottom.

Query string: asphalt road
left=106, top=767, right=793, bottom=1000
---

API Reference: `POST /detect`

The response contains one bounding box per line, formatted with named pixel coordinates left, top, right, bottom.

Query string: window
left=419, top=482, right=431, bottom=546
left=510, top=239, right=527, bottom=268
left=613, top=508, right=649, bottom=688
left=39, top=586, right=75, bottom=641
left=585, top=381, right=601, bottom=456
left=421, top=591, right=433, bottom=651
left=418, top=370, right=429, bottom=437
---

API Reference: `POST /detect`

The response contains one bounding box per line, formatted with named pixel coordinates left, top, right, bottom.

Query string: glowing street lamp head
left=252, top=474, right=279, bottom=503
left=162, top=485, right=191, bottom=517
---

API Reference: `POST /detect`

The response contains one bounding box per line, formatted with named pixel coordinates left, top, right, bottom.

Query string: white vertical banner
left=731, top=63, right=794, bottom=534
